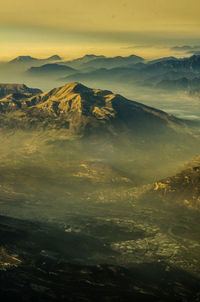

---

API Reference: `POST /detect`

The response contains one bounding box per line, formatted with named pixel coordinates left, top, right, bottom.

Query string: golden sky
left=1, top=0, right=200, bottom=59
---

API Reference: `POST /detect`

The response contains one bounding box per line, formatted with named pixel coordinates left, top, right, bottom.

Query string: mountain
left=9, top=55, right=61, bottom=65
left=8, top=56, right=38, bottom=64
left=1, top=82, right=198, bottom=195
left=60, top=68, right=115, bottom=83
left=148, top=56, right=178, bottom=64
left=0, top=84, right=42, bottom=113
left=4, top=55, right=62, bottom=74
left=145, top=155, right=200, bottom=210
left=0, top=83, right=42, bottom=98
left=145, top=55, right=200, bottom=74
left=79, top=54, right=144, bottom=70
left=26, top=63, right=76, bottom=78
left=192, top=51, right=200, bottom=56
left=0, top=82, right=193, bottom=143
left=156, top=77, right=200, bottom=91
left=62, top=54, right=106, bottom=69
left=60, top=65, right=146, bottom=87
left=46, top=55, right=62, bottom=61
left=62, top=54, right=144, bottom=71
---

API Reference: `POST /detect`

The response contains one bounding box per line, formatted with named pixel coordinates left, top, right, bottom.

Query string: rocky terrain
left=0, top=83, right=42, bottom=99
left=143, top=155, right=200, bottom=210
left=0, top=82, right=191, bottom=136
left=0, top=84, right=42, bottom=113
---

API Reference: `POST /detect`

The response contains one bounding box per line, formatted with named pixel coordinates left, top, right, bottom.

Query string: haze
left=1, top=1, right=200, bottom=300
left=1, top=0, right=200, bottom=59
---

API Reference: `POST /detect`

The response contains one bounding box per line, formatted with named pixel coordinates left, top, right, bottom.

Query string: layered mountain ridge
left=62, top=54, right=144, bottom=70
left=9, top=55, right=61, bottom=64
left=26, top=64, right=76, bottom=78
left=60, top=55, right=200, bottom=94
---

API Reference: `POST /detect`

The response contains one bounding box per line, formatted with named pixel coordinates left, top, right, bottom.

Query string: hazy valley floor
left=1, top=136, right=200, bottom=301
left=0, top=81, right=200, bottom=301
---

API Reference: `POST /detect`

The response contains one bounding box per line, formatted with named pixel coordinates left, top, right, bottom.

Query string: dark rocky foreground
left=0, top=215, right=200, bottom=302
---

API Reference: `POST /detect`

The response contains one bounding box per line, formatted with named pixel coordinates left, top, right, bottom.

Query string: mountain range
left=3, top=53, right=200, bottom=95
left=59, top=55, right=200, bottom=93
left=156, top=76, right=200, bottom=91
left=26, top=64, right=76, bottom=78
left=62, top=54, right=144, bottom=71
left=8, top=55, right=62, bottom=65
left=0, top=55, right=62, bottom=75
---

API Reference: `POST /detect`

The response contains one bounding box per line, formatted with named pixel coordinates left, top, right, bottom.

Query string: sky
left=1, top=0, right=200, bottom=60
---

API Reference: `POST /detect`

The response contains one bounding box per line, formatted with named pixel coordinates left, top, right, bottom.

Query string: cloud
left=192, top=51, right=200, bottom=55
left=1, top=0, right=200, bottom=34
left=171, top=45, right=200, bottom=54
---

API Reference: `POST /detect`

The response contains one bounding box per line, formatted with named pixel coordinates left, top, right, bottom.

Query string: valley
left=1, top=58, right=200, bottom=301
left=2, top=0, right=200, bottom=300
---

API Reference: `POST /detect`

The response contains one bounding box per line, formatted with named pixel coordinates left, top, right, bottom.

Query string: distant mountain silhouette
left=60, top=55, right=200, bottom=91
left=148, top=56, right=178, bottom=64
left=9, top=55, right=61, bottom=64
left=26, top=64, right=76, bottom=78
left=62, top=54, right=144, bottom=71
left=46, top=55, right=62, bottom=61
left=9, top=56, right=38, bottom=64
left=156, top=77, right=200, bottom=91
left=63, top=54, right=106, bottom=69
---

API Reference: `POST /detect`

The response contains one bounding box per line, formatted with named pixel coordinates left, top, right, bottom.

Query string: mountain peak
left=83, top=54, right=102, bottom=58
left=47, top=55, right=62, bottom=61
left=61, top=82, right=91, bottom=93
left=38, top=82, right=103, bottom=105
left=8, top=55, right=62, bottom=65
left=9, top=56, right=37, bottom=63
left=43, top=82, right=112, bottom=99
left=188, top=54, right=200, bottom=61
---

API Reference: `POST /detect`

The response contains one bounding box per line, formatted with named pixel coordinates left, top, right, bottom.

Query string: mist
left=1, top=55, right=200, bottom=301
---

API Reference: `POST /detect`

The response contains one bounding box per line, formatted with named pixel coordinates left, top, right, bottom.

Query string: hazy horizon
left=1, top=0, right=200, bottom=60
left=1, top=2, right=200, bottom=301
left=0, top=47, right=198, bottom=63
